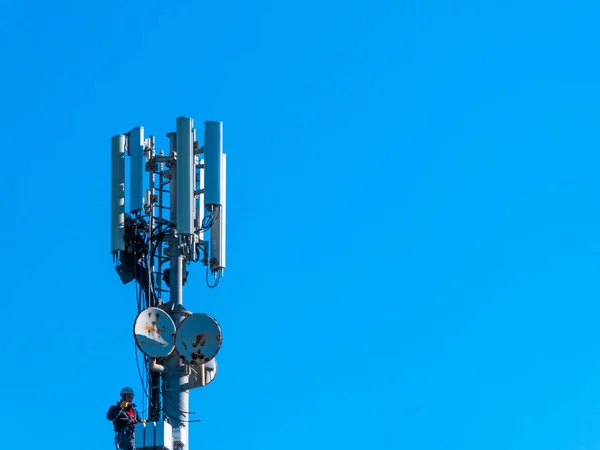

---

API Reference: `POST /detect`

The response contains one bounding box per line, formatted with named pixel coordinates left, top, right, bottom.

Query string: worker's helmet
left=120, top=387, right=135, bottom=396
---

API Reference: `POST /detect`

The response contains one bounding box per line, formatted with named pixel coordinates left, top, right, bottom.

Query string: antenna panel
left=203, top=121, right=222, bottom=206
left=196, top=156, right=204, bottom=239
left=133, top=307, right=176, bottom=358
left=111, top=135, right=125, bottom=253
left=129, top=126, right=145, bottom=213
left=175, top=313, right=222, bottom=365
left=210, top=153, right=226, bottom=273
left=176, top=117, right=194, bottom=234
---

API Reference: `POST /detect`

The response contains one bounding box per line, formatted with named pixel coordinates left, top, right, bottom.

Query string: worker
left=107, top=387, right=144, bottom=450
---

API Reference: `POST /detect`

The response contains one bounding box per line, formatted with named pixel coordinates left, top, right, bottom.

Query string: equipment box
left=135, top=421, right=172, bottom=450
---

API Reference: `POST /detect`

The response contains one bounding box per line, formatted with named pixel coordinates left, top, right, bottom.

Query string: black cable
left=149, top=230, right=169, bottom=297
left=159, top=386, right=197, bottom=416
left=166, top=415, right=203, bottom=424
left=134, top=345, right=151, bottom=415
left=199, top=206, right=221, bottom=231
left=193, top=206, right=221, bottom=233
left=206, top=267, right=221, bottom=288
left=158, top=386, right=202, bottom=423
left=160, top=397, right=202, bottom=424
left=152, top=220, right=175, bottom=233
left=135, top=264, right=142, bottom=312
left=131, top=220, right=153, bottom=417
left=195, top=243, right=207, bottom=263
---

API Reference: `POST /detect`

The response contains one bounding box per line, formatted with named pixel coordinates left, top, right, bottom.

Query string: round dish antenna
left=133, top=307, right=176, bottom=358
left=175, top=313, right=222, bottom=365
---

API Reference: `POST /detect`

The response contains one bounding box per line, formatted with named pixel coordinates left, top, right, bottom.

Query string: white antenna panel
left=196, top=156, right=205, bottom=239
left=111, top=135, right=125, bottom=253
left=210, top=153, right=226, bottom=273
left=133, top=307, right=176, bottom=358
left=129, top=126, right=145, bottom=213
left=203, top=121, right=222, bottom=206
left=175, top=313, right=222, bottom=365
left=176, top=117, right=194, bottom=234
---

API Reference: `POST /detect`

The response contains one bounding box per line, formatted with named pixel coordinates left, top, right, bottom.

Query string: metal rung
left=156, top=205, right=170, bottom=209
left=157, top=289, right=170, bottom=293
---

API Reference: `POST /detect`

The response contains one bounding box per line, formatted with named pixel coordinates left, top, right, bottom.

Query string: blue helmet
left=120, top=387, right=135, bottom=396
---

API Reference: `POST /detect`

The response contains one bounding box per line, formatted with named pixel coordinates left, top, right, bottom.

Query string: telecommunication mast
left=110, top=117, right=226, bottom=450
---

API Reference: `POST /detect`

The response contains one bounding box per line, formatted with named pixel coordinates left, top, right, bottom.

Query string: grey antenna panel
left=134, top=307, right=176, bottom=358
left=175, top=313, right=222, bottom=365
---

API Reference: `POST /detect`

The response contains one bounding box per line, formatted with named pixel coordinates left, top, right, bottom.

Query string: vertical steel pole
left=146, top=136, right=162, bottom=423
left=164, top=130, right=190, bottom=450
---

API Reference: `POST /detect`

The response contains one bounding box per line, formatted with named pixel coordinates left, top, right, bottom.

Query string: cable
left=206, top=267, right=221, bottom=288
left=160, top=394, right=192, bottom=416
left=199, top=206, right=221, bottom=231
left=159, top=379, right=196, bottom=416
left=134, top=344, right=151, bottom=415
left=152, top=219, right=175, bottom=233
left=160, top=395, right=202, bottom=423
left=165, top=414, right=203, bottom=424
left=149, top=228, right=170, bottom=297
left=189, top=242, right=207, bottom=264
left=158, top=381, right=203, bottom=423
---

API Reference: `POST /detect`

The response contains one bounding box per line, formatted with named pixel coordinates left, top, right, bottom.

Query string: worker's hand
left=141, top=419, right=147, bottom=424
left=120, top=401, right=130, bottom=409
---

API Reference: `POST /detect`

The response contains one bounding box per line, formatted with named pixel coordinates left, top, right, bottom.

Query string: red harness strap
left=125, top=407, right=136, bottom=422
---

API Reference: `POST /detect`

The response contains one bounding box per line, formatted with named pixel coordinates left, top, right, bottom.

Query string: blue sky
left=2, top=0, right=600, bottom=449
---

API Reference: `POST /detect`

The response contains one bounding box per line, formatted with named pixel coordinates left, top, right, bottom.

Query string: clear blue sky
left=2, top=1, right=600, bottom=449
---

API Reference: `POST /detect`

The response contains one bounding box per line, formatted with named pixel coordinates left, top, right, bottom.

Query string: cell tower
left=110, top=117, right=226, bottom=450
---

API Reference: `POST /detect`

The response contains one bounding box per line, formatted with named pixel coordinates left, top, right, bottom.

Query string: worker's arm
left=107, top=405, right=125, bottom=421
